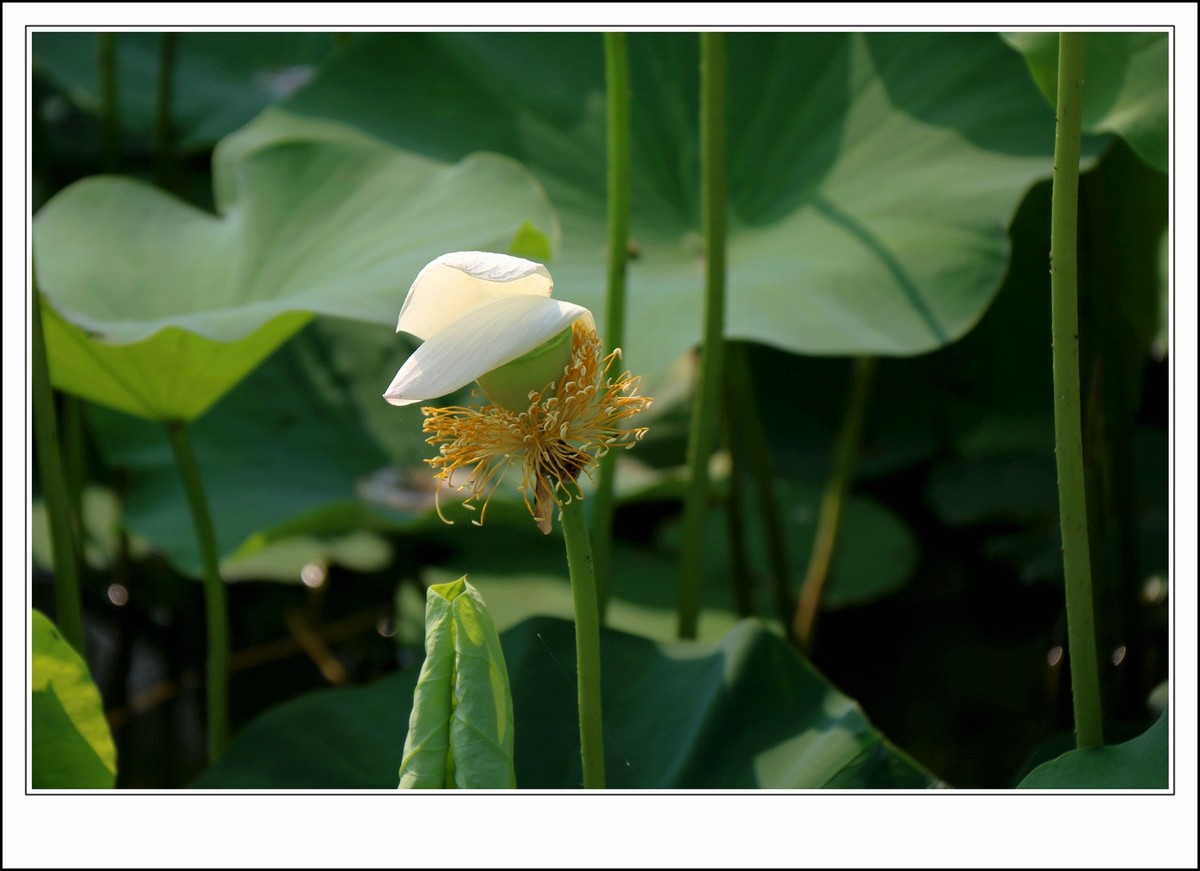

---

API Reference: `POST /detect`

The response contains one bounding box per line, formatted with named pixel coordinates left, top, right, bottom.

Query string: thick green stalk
left=678, top=32, right=727, bottom=640
left=154, top=32, right=178, bottom=191
left=592, top=31, right=633, bottom=620
left=560, top=495, right=606, bottom=788
left=98, top=32, right=119, bottom=172
left=165, top=420, right=230, bottom=760
left=31, top=282, right=85, bottom=652
left=725, top=342, right=792, bottom=626
left=794, top=356, right=875, bottom=650
left=1050, top=32, right=1103, bottom=749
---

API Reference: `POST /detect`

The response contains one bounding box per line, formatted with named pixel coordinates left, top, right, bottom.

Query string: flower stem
left=98, top=32, right=120, bottom=172
left=1050, top=32, right=1103, bottom=750
left=725, top=342, right=792, bottom=627
left=164, top=420, right=230, bottom=760
left=559, top=495, right=606, bottom=788
left=31, top=279, right=86, bottom=653
left=592, top=31, right=633, bottom=621
left=678, top=31, right=727, bottom=641
left=794, top=355, right=875, bottom=650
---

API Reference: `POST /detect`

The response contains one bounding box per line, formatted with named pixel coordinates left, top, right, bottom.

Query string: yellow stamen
left=421, top=323, right=652, bottom=533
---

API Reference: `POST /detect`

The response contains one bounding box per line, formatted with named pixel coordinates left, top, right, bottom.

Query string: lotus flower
left=384, top=252, right=652, bottom=533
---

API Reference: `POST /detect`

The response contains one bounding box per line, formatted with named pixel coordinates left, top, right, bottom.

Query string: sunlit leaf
left=33, top=108, right=558, bottom=420
left=286, top=32, right=1101, bottom=384
left=32, top=610, right=117, bottom=789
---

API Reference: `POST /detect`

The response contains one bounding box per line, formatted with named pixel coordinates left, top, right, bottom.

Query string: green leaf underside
left=33, top=108, right=557, bottom=420
left=285, top=32, right=1100, bottom=385
left=398, top=577, right=516, bottom=789
left=32, top=610, right=117, bottom=789
left=195, top=616, right=935, bottom=789
left=1018, top=709, right=1168, bottom=789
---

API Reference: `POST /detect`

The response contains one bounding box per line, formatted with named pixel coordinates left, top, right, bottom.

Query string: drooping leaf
left=33, top=108, right=558, bottom=420
left=32, top=610, right=117, bottom=789
left=398, top=577, right=516, bottom=789
left=286, top=32, right=1101, bottom=384
left=1002, top=32, right=1167, bottom=172
left=194, top=615, right=936, bottom=789
left=1018, top=709, right=1168, bottom=789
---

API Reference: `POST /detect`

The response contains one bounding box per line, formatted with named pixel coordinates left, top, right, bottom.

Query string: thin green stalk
left=1050, top=32, right=1103, bottom=749
left=720, top=408, right=756, bottom=617
left=725, top=342, right=792, bottom=627
left=678, top=32, right=727, bottom=640
left=592, top=31, right=633, bottom=621
left=560, top=495, right=606, bottom=788
left=794, top=356, right=875, bottom=650
left=154, top=32, right=178, bottom=192
left=98, top=32, right=119, bottom=172
left=165, top=420, right=230, bottom=760
left=32, top=280, right=85, bottom=652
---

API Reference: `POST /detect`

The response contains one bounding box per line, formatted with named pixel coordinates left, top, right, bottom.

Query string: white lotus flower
left=383, top=251, right=652, bottom=533
left=383, top=251, right=594, bottom=408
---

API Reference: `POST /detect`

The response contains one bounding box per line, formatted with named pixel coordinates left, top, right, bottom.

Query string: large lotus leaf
left=1018, top=709, right=1168, bottom=789
left=285, top=32, right=1098, bottom=383
left=33, top=108, right=558, bottom=420
left=32, top=610, right=117, bottom=789
left=32, top=32, right=338, bottom=151
left=194, top=615, right=935, bottom=789
left=1002, top=32, right=1167, bottom=173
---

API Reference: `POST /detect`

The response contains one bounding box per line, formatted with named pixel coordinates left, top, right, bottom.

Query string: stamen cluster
left=421, top=323, right=652, bottom=533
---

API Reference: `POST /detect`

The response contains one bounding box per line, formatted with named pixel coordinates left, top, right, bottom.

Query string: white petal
left=384, top=295, right=590, bottom=406
left=396, top=251, right=554, bottom=341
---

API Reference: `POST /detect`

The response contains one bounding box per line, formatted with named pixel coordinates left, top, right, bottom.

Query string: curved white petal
left=396, top=251, right=554, bottom=341
left=384, top=295, right=590, bottom=406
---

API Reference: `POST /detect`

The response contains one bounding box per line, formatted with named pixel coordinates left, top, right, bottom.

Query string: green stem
left=98, top=32, right=119, bottom=172
left=794, top=355, right=875, bottom=650
left=32, top=280, right=86, bottom=652
left=165, top=420, right=230, bottom=760
left=678, top=32, right=727, bottom=640
left=725, top=342, right=792, bottom=627
left=720, top=407, right=756, bottom=617
left=154, top=32, right=178, bottom=192
left=1051, top=32, right=1103, bottom=749
left=560, top=495, right=606, bottom=788
left=592, top=31, right=633, bottom=621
